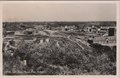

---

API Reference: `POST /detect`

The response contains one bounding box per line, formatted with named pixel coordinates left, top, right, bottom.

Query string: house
left=84, top=25, right=98, bottom=33
left=84, top=25, right=116, bottom=37
left=63, top=25, right=77, bottom=31
left=98, top=26, right=116, bottom=36
left=93, top=36, right=116, bottom=46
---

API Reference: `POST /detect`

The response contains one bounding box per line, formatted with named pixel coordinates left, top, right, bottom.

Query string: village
left=3, top=22, right=116, bottom=48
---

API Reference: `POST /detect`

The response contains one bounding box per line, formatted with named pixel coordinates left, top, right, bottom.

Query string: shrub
left=3, top=38, right=116, bottom=75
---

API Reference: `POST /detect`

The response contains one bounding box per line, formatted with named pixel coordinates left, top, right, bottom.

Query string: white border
left=0, top=1, right=119, bottom=78
left=0, top=1, right=118, bottom=4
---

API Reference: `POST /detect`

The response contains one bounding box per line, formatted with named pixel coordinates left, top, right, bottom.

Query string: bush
left=3, top=39, right=116, bottom=75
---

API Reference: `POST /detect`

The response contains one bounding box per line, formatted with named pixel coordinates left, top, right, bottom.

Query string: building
left=84, top=25, right=116, bottom=37
left=93, top=36, right=116, bottom=46
left=98, top=26, right=116, bottom=36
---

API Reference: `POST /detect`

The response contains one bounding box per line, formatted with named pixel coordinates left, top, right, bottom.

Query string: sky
left=3, top=2, right=116, bottom=22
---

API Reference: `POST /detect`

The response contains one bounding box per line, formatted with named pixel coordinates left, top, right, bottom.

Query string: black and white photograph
left=2, top=1, right=117, bottom=75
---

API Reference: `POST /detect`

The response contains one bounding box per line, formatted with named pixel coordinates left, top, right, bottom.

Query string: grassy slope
left=3, top=30, right=116, bottom=75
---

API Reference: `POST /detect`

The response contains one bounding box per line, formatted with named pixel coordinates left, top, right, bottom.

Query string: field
left=3, top=22, right=116, bottom=75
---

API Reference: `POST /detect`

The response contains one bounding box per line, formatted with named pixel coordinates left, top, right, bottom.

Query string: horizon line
left=3, top=21, right=116, bottom=23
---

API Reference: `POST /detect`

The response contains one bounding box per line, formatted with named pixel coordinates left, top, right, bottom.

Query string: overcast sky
left=3, top=2, right=116, bottom=22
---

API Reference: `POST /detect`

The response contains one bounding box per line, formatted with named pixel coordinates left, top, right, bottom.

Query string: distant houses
left=93, top=36, right=116, bottom=46
left=3, top=22, right=116, bottom=47
left=83, top=25, right=116, bottom=46
left=64, top=25, right=77, bottom=31
left=84, top=25, right=116, bottom=37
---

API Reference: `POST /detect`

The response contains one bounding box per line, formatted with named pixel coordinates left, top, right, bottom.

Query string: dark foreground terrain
left=3, top=22, right=116, bottom=75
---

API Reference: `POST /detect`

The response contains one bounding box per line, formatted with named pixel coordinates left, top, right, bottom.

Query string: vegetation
left=3, top=22, right=116, bottom=75
left=3, top=21, right=116, bottom=31
left=3, top=37, right=116, bottom=75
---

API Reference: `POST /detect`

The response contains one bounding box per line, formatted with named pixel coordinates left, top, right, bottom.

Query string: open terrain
left=3, top=22, right=116, bottom=75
